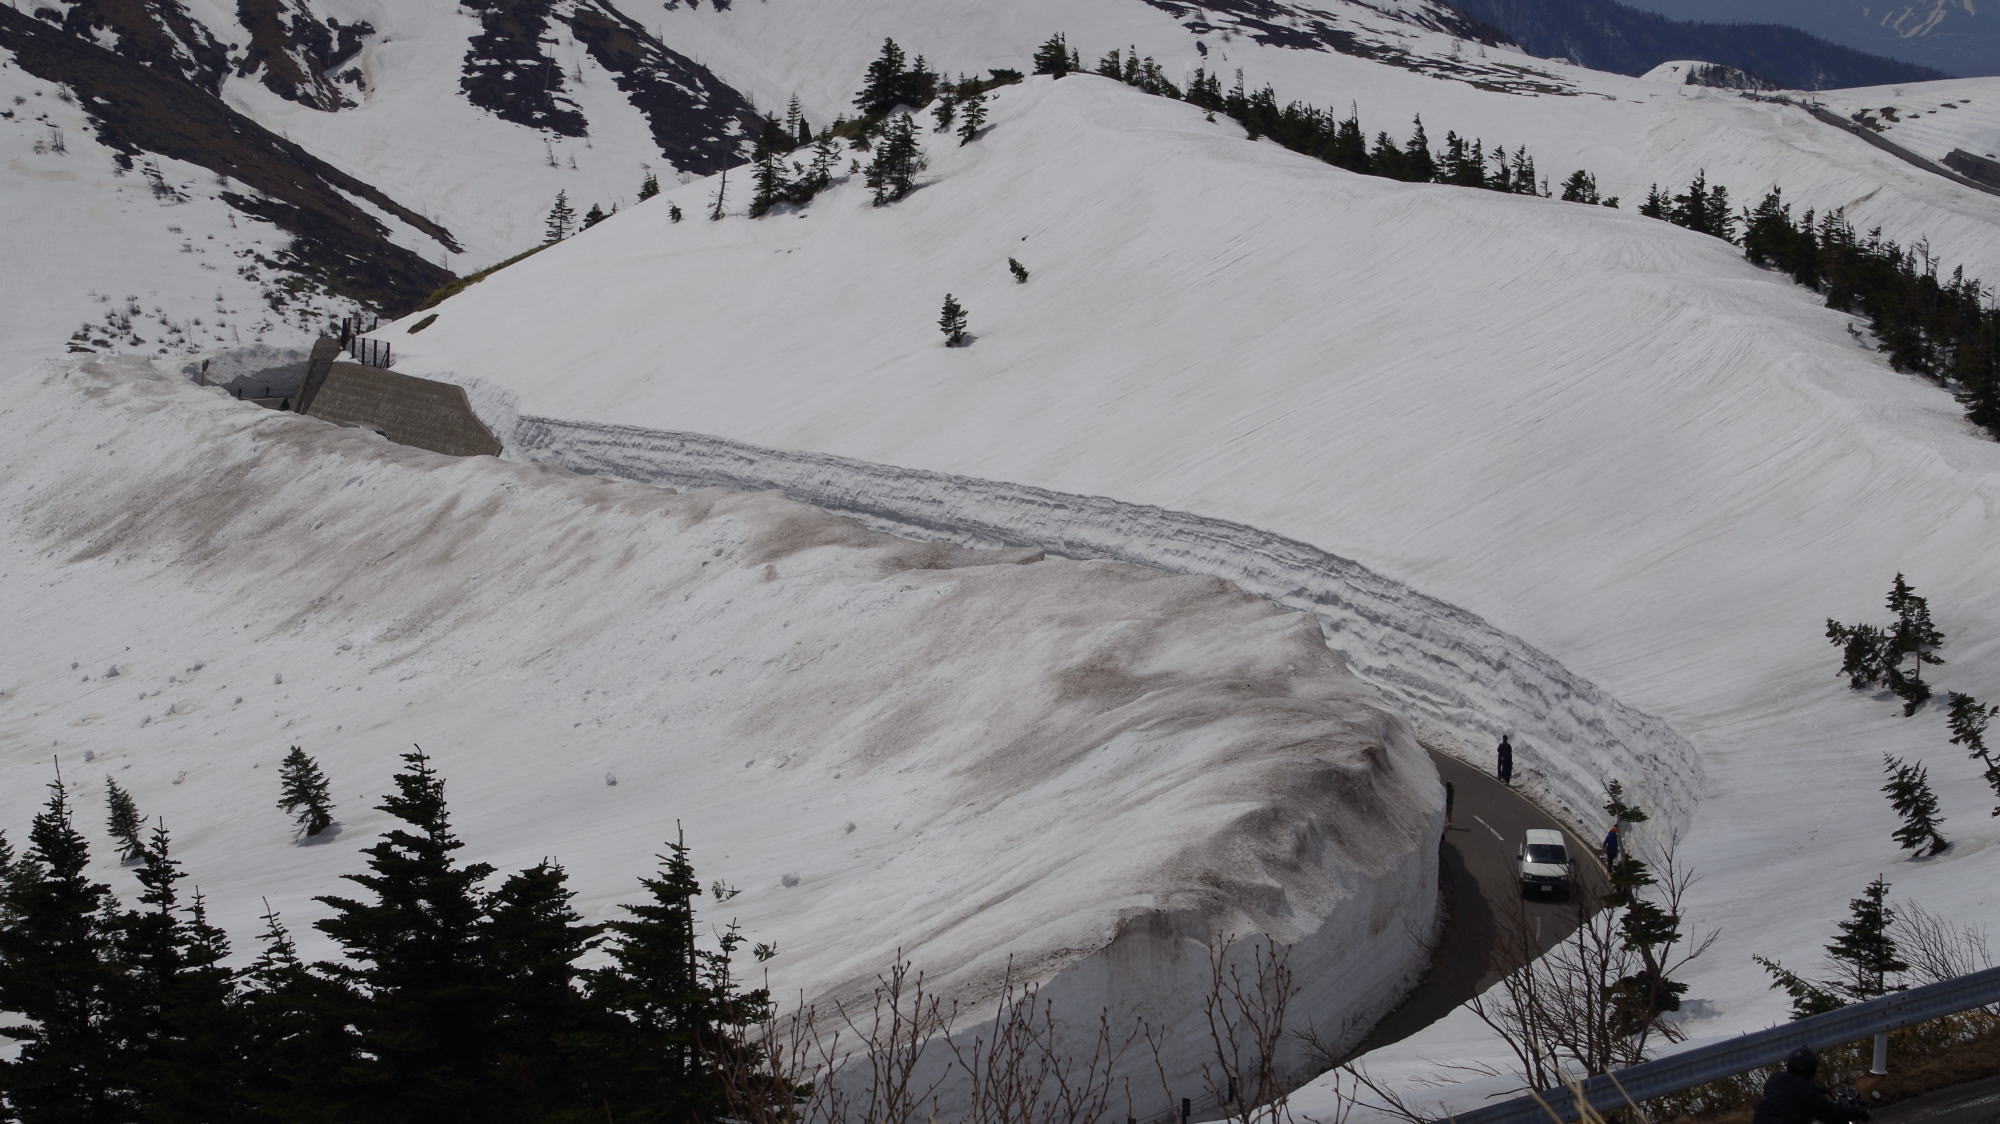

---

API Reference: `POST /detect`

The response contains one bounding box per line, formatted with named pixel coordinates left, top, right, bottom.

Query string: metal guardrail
left=1451, top=965, right=2000, bottom=1124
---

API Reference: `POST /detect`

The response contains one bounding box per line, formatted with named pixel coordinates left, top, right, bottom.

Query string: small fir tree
left=1826, top=875, right=1909, bottom=1001
left=865, top=114, right=926, bottom=205
left=1032, top=33, right=1072, bottom=78
left=668, top=201, right=683, bottom=223
left=931, top=92, right=958, bottom=132
left=938, top=293, right=968, bottom=347
left=1008, top=257, right=1029, bottom=284
left=637, top=171, right=660, bottom=201
left=1880, top=754, right=1949, bottom=856
left=106, top=777, right=146, bottom=863
left=708, top=167, right=728, bottom=221
left=957, top=88, right=988, bottom=145
left=749, top=118, right=791, bottom=218
left=1945, top=692, right=2000, bottom=816
left=277, top=746, right=334, bottom=840
left=1883, top=573, right=1946, bottom=714
left=544, top=190, right=575, bottom=242
left=484, top=860, right=604, bottom=1112
left=582, top=203, right=607, bottom=229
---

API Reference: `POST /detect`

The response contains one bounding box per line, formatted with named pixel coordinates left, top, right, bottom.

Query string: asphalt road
left=1876, top=1074, right=2000, bottom=1124
left=1352, top=749, right=1605, bottom=1056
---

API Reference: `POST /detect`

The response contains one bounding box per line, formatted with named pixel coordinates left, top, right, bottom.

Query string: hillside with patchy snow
left=10, top=0, right=2000, bottom=369
left=385, top=73, right=2000, bottom=1112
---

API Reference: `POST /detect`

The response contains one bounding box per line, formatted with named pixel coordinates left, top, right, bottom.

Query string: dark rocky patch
left=233, top=0, right=373, bottom=110
left=459, top=0, right=589, bottom=137
left=0, top=6, right=457, bottom=315
left=1139, top=0, right=1569, bottom=92
left=49, top=0, right=231, bottom=93
left=566, top=1, right=760, bottom=174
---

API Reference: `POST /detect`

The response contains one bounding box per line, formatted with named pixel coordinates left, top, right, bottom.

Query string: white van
left=1517, top=829, right=1573, bottom=898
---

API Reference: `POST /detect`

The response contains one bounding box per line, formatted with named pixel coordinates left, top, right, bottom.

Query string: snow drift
left=0, top=357, right=1440, bottom=1105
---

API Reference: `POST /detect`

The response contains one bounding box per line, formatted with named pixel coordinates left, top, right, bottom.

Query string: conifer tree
left=1032, top=33, right=1072, bottom=78
left=708, top=168, right=728, bottom=221
left=106, top=777, right=145, bottom=863
left=277, top=746, right=334, bottom=840
left=1883, top=573, right=1945, bottom=714
left=484, top=860, right=604, bottom=1111
left=0, top=772, right=127, bottom=1120
left=865, top=114, right=925, bottom=205
left=957, top=88, right=988, bottom=145
left=782, top=94, right=805, bottom=145
left=795, top=133, right=843, bottom=199
left=637, top=171, right=660, bottom=201
left=749, top=118, right=791, bottom=218
left=1945, top=692, right=2000, bottom=816
left=1827, top=875, right=1908, bottom=1001
left=1880, top=754, right=1949, bottom=856
left=1560, top=169, right=1601, bottom=204
left=544, top=190, right=574, bottom=242
left=854, top=38, right=909, bottom=118
left=931, top=91, right=958, bottom=132
left=584, top=831, right=773, bottom=1121
left=110, top=823, right=248, bottom=1120
left=239, top=902, right=358, bottom=1121
left=1826, top=618, right=1889, bottom=690
left=1008, top=257, right=1029, bottom=284
left=313, top=747, right=502, bottom=1121
left=582, top=203, right=607, bottom=229
left=1403, top=116, right=1436, bottom=183
left=669, top=201, right=683, bottom=223
left=938, top=293, right=968, bottom=347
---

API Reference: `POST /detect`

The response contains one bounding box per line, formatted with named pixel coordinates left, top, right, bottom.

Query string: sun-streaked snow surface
left=383, top=75, right=2000, bottom=1115
left=0, top=357, right=1439, bottom=1104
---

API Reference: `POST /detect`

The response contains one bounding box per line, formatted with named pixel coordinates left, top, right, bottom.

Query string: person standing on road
left=1496, top=735, right=1513, bottom=786
left=1443, top=780, right=1455, bottom=828
left=1752, top=1048, right=1868, bottom=1124
left=1603, top=823, right=1621, bottom=868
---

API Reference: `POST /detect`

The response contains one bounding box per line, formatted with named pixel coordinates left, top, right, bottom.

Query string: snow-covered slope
left=0, top=356, right=1439, bottom=1101
left=9, top=0, right=2000, bottom=368
left=386, top=74, right=2000, bottom=1107
left=1815, top=77, right=2000, bottom=164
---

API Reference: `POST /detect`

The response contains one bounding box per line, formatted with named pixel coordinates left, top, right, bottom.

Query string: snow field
left=382, top=75, right=2000, bottom=1114
left=0, top=356, right=1440, bottom=1107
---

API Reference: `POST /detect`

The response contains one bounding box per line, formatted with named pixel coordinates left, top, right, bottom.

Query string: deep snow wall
left=0, top=359, right=1443, bottom=1116
left=509, top=414, right=1703, bottom=839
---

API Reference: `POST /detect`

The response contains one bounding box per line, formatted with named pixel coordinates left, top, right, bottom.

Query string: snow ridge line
left=512, top=414, right=1702, bottom=837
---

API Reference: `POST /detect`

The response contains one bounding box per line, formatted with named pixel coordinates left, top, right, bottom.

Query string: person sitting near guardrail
left=1753, top=1048, right=1869, bottom=1124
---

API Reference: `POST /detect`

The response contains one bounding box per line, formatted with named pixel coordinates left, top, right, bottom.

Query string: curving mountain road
left=1355, top=749, right=1604, bottom=1056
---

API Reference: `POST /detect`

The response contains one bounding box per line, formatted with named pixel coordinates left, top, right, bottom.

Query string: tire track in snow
left=508, top=414, right=1703, bottom=839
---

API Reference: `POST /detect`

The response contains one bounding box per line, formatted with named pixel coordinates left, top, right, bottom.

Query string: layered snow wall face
left=0, top=358, right=1441, bottom=1108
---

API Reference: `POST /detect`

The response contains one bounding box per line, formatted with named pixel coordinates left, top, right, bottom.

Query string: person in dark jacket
left=1496, top=735, right=1514, bottom=786
left=1603, top=823, right=1621, bottom=868
left=1753, top=1048, right=1868, bottom=1124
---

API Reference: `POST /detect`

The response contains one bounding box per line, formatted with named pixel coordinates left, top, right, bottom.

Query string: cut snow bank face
left=388, top=74, right=2000, bottom=1103
left=0, top=358, right=1440, bottom=1098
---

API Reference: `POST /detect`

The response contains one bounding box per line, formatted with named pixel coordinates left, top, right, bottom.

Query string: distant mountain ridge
left=1616, top=0, right=1998, bottom=79
left=1444, top=0, right=1949, bottom=88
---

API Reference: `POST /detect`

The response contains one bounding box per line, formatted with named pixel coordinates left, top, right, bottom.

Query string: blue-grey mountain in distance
left=1447, top=0, right=1949, bottom=88
left=1617, top=0, right=1997, bottom=77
